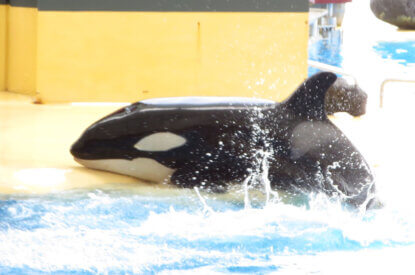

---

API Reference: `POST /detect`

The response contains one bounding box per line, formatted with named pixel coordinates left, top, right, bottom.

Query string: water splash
left=1, top=188, right=414, bottom=274
left=242, top=150, right=280, bottom=209
left=194, top=187, right=213, bottom=215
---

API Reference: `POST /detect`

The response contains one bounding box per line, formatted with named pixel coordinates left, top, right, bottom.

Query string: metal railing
left=308, top=60, right=415, bottom=108
left=379, top=78, right=415, bottom=108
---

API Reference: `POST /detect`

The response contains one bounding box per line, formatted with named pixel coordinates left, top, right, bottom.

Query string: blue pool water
left=1, top=189, right=414, bottom=274
left=308, top=32, right=415, bottom=75
left=373, top=41, right=415, bottom=67
left=308, top=31, right=343, bottom=76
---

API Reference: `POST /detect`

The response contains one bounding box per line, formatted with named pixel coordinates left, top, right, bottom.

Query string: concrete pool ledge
left=0, top=91, right=151, bottom=194
left=0, top=90, right=388, bottom=195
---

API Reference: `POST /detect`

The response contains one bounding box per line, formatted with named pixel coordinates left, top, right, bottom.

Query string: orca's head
left=70, top=103, right=179, bottom=182
left=70, top=103, right=142, bottom=161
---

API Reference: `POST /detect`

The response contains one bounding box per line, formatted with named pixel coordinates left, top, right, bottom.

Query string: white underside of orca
left=75, top=157, right=175, bottom=182
left=134, top=132, right=186, bottom=152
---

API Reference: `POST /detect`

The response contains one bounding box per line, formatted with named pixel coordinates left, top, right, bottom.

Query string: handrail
left=308, top=60, right=415, bottom=109
left=380, top=78, right=415, bottom=108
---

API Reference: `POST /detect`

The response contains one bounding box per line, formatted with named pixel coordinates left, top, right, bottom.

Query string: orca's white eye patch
left=134, top=132, right=186, bottom=152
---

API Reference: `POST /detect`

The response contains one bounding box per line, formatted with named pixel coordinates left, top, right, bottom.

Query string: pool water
left=2, top=36, right=415, bottom=274
left=308, top=31, right=415, bottom=75
left=308, top=31, right=343, bottom=76
left=373, top=41, right=415, bottom=67
left=1, top=187, right=414, bottom=274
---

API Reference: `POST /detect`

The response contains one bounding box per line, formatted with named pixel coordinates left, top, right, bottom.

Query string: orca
left=70, top=72, right=376, bottom=207
left=325, top=77, right=368, bottom=117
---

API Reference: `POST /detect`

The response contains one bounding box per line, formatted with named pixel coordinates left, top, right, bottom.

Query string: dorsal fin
left=283, top=72, right=337, bottom=120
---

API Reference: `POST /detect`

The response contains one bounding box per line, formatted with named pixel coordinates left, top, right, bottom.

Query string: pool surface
left=308, top=32, right=415, bottom=76
left=1, top=188, right=414, bottom=274
left=308, top=31, right=343, bottom=76
left=373, top=41, right=415, bottom=67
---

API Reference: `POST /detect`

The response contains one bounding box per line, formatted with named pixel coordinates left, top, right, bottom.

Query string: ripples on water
left=1, top=185, right=414, bottom=274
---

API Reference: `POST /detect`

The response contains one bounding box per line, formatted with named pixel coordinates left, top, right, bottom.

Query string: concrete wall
left=2, top=0, right=309, bottom=102
left=0, top=2, right=6, bottom=91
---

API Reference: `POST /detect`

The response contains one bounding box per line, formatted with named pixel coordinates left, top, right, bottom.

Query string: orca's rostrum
left=71, top=72, right=376, bottom=207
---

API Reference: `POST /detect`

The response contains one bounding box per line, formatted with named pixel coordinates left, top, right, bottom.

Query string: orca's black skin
left=71, top=72, right=376, bottom=207
left=325, top=77, right=368, bottom=117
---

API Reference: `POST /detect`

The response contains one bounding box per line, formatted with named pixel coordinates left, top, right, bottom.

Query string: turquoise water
left=308, top=32, right=415, bottom=74
left=1, top=37, right=415, bottom=274
left=373, top=41, right=415, bottom=67
left=1, top=189, right=413, bottom=274
left=308, top=31, right=343, bottom=76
